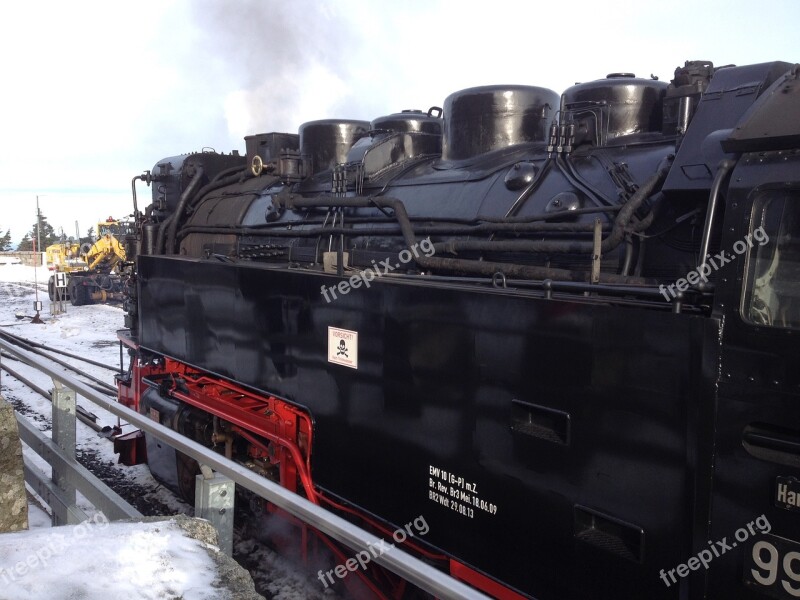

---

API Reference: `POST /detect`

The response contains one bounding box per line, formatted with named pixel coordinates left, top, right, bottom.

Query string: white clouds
left=0, top=3, right=161, bottom=144
left=0, top=0, right=797, bottom=246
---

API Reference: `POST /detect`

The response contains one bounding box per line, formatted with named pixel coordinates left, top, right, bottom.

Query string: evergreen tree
left=17, top=234, right=32, bottom=252
left=84, top=226, right=96, bottom=244
left=17, top=212, right=59, bottom=251
left=0, top=229, right=11, bottom=252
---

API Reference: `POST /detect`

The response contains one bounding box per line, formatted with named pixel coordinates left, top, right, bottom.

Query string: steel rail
left=0, top=332, right=117, bottom=394
left=0, top=336, right=491, bottom=600
left=0, top=358, right=105, bottom=432
left=1, top=350, right=116, bottom=399
left=0, top=328, right=120, bottom=372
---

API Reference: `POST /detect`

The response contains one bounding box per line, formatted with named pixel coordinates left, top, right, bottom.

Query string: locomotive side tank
left=119, top=59, right=800, bottom=599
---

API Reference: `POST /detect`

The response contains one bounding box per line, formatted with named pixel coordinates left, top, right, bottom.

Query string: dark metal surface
left=299, top=119, right=370, bottom=174
left=370, top=110, right=443, bottom=135
left=663, top=61, right=793, bottom=191
left=561, top=75, right=668, bottom=145
left=705, top=151, right=800, bottom=599
left=338, top=110, right=444, bottom=177
left=138, top=255, right=710, bottom=599
left=723, top=64, right=800, bottom=152
left=245, top=132, right=299, bottom=164
left=150, top=152, right=246, bottom=213
left=662, top=60, right=715, bottom=136
left=441, top=85, right=559, bottom=160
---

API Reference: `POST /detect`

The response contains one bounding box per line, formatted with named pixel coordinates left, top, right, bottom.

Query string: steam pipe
left=179, top=221, right=607, bottom=239
left=620, top=237, right=634, bottom=276
left=163, top=167, right=256, bottom=255
left=272, top=194, right=649, bottom=285
left=267, top=159, right=669, bottom=282
left=431, top=235, right=604, bottom=254
left=184, top=166, right=254, bottom=211
left=225, top=205, right=622, bottom=227
left=630, top=192, right=663, bottom=233
left=481, top=205, right=621, bottom=222
left=210, top=164, right=247, bottom=184
left=155, top=217, right=171, bottom=257
left=130, top=174, right=146, bottom=219
left=165, top=167, right=205, bottom=255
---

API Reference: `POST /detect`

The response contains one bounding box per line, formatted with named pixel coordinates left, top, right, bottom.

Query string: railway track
left=0, top=332, right=188, bottom=517
left=0, top=328, right=123, bottom=432
left=0, top=328, right=334, bottom=599
left=0, top=328, right=120, bottom=395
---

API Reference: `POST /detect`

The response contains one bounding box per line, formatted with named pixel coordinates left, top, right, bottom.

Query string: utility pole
left=31, top=195, right=44, bottom=324
left=36, top=195, right=42, bottom=258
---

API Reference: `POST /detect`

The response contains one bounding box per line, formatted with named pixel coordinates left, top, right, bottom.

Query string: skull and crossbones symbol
left=336, top=339, right=348, bottom=358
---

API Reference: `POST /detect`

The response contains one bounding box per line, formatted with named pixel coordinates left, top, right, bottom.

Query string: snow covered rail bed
left=0, top=328, right=121, bottom=373
left=0, top=329, right=119, bottom=395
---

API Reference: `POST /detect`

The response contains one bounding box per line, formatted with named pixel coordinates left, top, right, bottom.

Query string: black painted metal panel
left=663, top=62, right=793, bottom=192
left=707, top=152, right=800, bottom=600
left=139, top=255, right=712, bottom=599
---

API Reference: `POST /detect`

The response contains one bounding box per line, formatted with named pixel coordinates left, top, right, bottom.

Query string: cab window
left=743, top=190, right=800, bottom=328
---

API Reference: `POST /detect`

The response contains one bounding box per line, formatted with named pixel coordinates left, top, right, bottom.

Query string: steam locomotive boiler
left=118, top=59, right=800, bottom=599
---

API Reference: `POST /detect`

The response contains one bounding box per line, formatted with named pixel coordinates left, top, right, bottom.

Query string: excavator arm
left=84, top=234, right=126, bottom=273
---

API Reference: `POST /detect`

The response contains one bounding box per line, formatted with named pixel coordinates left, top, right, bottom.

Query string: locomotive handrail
left=0, top=337, right=491, bottom=600
left=697, top=159, right=736, bottom=286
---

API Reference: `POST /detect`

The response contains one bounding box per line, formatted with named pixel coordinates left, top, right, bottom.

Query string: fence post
left=195, top=465, right=235, bottom=555
left=51, top=379, right=81, bottom=525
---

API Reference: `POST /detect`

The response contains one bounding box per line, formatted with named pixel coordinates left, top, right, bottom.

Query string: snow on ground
left=0, top=264, right=339, bottom=600
left=0, top=518, right=224, bottom=600
left=26, top=500, right=51, bottom=530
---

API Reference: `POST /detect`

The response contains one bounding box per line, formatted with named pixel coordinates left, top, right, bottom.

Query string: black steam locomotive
left=118, top=59, right=800, bottom=599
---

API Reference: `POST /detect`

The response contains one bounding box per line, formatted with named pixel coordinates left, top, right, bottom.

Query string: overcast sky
left=0, top=0, right=797, bottom=246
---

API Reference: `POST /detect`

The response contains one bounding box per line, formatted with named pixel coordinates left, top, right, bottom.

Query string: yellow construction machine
left=47, top=218, right=132, bottom=305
